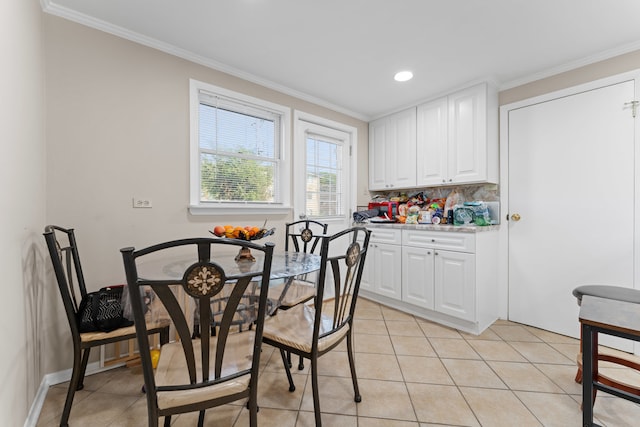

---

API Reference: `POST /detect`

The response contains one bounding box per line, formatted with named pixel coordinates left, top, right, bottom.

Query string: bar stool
left=572, top=285, right=640, bottom=402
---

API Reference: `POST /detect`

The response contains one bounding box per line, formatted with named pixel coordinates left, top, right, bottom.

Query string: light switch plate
left=132, top=197, right=152, bottom=208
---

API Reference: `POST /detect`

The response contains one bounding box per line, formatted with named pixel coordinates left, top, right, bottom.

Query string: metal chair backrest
left=43, top=225, right=90, bottom=335
left=285, top=219, right=328, bottom=255
left=313, top=227, right=370, bottom=345
left=120, top=237, right=275, bottom=415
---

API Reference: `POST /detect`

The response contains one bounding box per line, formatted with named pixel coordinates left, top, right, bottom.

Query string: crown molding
left=499, top=39, right=640, bottom=91
left=40, top=1, right=370, bottom=122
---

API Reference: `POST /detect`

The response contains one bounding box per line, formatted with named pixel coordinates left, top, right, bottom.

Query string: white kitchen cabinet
left=402, top=245, right=435, bottom=309
left=416, top=82, right=498, bottom=186
left=434, top=249, right=475, bottom=322
left=368, top=107, right=417, bottom=190
left=361, top=226, right=498, bottom=335
left=360, top=228, right=402, bottom=299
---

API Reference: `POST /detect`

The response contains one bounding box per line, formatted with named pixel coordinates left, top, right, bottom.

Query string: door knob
left=511, top=213, right=521, bottom=221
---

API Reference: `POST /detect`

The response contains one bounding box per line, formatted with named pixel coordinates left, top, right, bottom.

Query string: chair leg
left=298, top=354, right=304, bottom=370
left=197, top=410, right=205, bottom=427
left=279, top=349, right=296, bottom=392
left=346, top=333, right=361, bottom=402
left=286, top=350, right=292, bottom=368
left=60, top=347, right=89, bottom=426
left=311, top=356, right=322, bottom=427
left=163, top=415, right=171, bottom=427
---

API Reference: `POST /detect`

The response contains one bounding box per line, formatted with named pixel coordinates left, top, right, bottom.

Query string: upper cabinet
left=417, top=83, right=498, bottom=186
left=369, top=82, right=498, bottom=191
left=369, top=107, right=417, bottom=190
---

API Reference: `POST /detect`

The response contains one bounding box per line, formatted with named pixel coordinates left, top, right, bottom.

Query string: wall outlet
left=132, top=197, right=152, bottom=208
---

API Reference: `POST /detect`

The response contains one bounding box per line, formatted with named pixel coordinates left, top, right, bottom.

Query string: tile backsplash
left=371, top=183, right=499, bottom=203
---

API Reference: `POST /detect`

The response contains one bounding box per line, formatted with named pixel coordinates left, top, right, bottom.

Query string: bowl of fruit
left=210, top=225, right=276, bottom=261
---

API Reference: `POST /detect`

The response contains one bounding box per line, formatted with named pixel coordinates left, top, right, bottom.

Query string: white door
left=507, top=78, right=636, bottom=348
left=293, top=112, right=357, bottom=245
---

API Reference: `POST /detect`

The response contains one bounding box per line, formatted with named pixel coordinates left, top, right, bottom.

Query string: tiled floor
left=37, top=299, right=640, bottom=426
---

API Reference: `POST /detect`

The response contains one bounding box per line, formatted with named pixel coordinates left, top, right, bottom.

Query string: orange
left=213, top=225, right=225, bottom=237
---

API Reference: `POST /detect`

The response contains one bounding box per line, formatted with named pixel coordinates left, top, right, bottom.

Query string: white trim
left=40, top=1, right=368, bottom=122
left=498, top=68, right=640, bottom=321
left=23, top=361, right=117, bottom=427
left=189, top=79, right=292, bottom=213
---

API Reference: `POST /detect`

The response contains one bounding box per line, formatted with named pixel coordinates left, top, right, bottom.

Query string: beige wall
left=43, top=14, right=368, bottom=375
left=500, top=49, right=640, bottom=105
left=1, top=0, right=47, bottom=424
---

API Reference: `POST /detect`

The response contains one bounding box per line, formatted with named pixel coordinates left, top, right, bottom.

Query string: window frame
left=189, top=79, right=291, bottom=216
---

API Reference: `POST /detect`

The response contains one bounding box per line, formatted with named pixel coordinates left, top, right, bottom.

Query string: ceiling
left=43, top=0, right=640, bottom=121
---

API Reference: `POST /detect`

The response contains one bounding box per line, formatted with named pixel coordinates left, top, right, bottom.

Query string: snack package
left=406, top=205, right=420, bottom=224
left=463, top=201, right=491, bottom=226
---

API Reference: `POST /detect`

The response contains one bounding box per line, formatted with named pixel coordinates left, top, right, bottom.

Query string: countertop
left=357, top=222, right=500, bottom=233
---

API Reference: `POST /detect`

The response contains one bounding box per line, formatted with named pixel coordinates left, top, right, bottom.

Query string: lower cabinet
left=360, top=228, right=402, bottom=300
left=362, top=226, right=498, bottom=335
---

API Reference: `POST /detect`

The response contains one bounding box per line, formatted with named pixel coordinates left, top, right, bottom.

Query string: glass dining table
left=135, top=251, right=322, bottom=336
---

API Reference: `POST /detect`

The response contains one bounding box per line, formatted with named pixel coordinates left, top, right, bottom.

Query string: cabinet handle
left=427, top=251, right=431, bottom=255
left=435, top=252, right=439, bottom=256
left=431, top=239, right=436, bottom=242
left=448, top=179, right=453, bottom=182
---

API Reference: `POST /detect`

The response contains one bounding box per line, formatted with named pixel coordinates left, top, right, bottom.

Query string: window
left=189, top=80, right=290, bottom=215
left=305, top=133, right=344, bottom=217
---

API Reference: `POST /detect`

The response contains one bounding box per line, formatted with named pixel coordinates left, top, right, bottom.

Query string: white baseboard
left=23, top=361, right=125, bottom=427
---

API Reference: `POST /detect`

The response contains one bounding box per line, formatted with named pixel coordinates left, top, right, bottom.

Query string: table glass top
left=137, top=251, right=321, bottom=281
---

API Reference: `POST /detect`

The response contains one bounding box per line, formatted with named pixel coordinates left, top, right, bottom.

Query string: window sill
left=189, top=204, right=292, bottom=216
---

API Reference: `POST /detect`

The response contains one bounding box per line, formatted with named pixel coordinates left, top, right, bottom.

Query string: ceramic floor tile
left=417, top=321, right=463, bottom=339
left=316, top=350, right=355, bottom=377
left=467, top=339, right=528, bottom=362
left=353, top=318, right=389, bottom=335
left=535, top=363, right=583, bottom=395
left=296, top=411, right=358, bottom=427
left=548, top=342, right=580, bottom=361
left=490, top=324, right=543, bottom=342
left=382, top=306, right=416, bottom=321
left=234, top=406, right=299, bottom=427
left=487, top=361, right=565, bottom=393
left=358, top=417, right=419, bottom=427
left=509, top=341, right=574, bottom=364
left=514, top=390, right=583, bottom=427
left=355, top=332, right=395, bottom=354
left=440, top=359, right=507, bottom=389
left=460, top=387, right=542, bottom=427
left=256, top=371, right=307, bottom=410
left=356, top=379, right=417, bottom=421
left=385, top=320, right=425, bottom=337
left=429, top=338, right=481, bottom=360
left=36, top=300, right=640, bottom=427
left=390, top=335, right=437, bottom=357
left=460, top=327, right=502, bottom=341
left=61, top=391, right=139, bottom=426
left=405, top=383, right=479, bottom=426
left=397, top=355, right=454, bottom=385
left=355, top=352, right=404, bottom=381
left=523, top=326, right=579, bottom=344
left=299, top=375, right=358, bottom=415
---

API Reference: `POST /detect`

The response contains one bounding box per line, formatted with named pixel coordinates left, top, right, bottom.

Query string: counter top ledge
left=360, top=223, right=500, bottom=233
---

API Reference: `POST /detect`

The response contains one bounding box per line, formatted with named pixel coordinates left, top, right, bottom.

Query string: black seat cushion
left=572, top=285, right=640, bottom=305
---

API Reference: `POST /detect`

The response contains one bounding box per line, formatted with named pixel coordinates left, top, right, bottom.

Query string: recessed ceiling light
left=394, top=71, right=413, bottom=82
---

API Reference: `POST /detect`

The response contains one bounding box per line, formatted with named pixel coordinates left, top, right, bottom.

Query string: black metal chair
left=261, top=226, right=371, bottom=427
left=268, top=219, right=327, bottom=370
left=43, top=225, right=170, bottom=427
left=121, top=237, right=275, bottom=427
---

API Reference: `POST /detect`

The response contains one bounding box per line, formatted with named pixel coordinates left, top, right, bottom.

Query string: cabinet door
left=371, top=243, right=402, bottom=300
left=387, top=108, right=417, bottom=189
left=368, top=118, right=388, bottom=190
left=402, top=246, right=435, bottom=309
left=448, top=83, right=487, bottom=184
left=434, top=250, right=475, bottom=321
left=417, top=97, right=448, bottom=186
